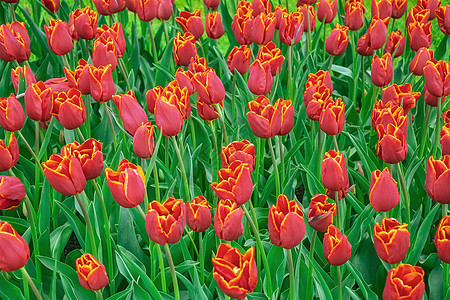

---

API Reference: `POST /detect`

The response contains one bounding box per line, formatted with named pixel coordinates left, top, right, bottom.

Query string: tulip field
left=2, top=0, right=450, bottom=299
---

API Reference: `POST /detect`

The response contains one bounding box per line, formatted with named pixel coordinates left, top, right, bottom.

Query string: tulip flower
left=211, top=161, right=253, bottom=205
left=376, top=123, right=407, bottom=164
left=374, top=218, right=410, bottom=264
left=297, top=5, right=316, bottom=32
left=197, top=98, right=220, bottom=122
left=227, top=45, right=251, bottom=75
left=212, top=243, right=257, bottom=299
left=279, top=12, right=304, bottom=46
left=356, top=33, right=375, bottom=56
left=372, top=101, right=408, bottom=135
left=367, top=16, right=390, bottom=50
left=425, top=155, right=450, bottom=204
left=76, top=254, right=109, bottom=291
left=192, top=69, right=226, bottom=105
left=441, top=123, right=450, bottom=156
left=381, top=84, right=420, bottom=115
left=317, top=0, right=337, bottom=23
left=174, top=68, right=194, bottom=95
left=221, top=140, right=255, bottom=172
left=321, top=150, right=349, bottom=196
left=304, top=70, right=333, bottom=108
left=326, top=24, right=349, bottom=56
left=42, top=154, right=87, bottom=196
left=256, top=42, right=285, bottom=76
left=273, top=5, right=287, bottom=29
left=92, top=0, right=125, bottom=15
left=176, top=10, right=204, bottom=40
left=319, top=98, right=345, bottom=135
left=64, top=59, right=91, bottom=94
left=0, top=22, right=31, bottom=63
left=146, top=197, right=185, bottom=245
left=371, top=0, right=392, bottom=19
left=423, top=85, right=444, bottom=107
left=443, top=107, right=450, bottom=123
left=0, top=94, right=25, bottom=132
left=384, top=30, right=405, bottom=58
left=371, top=53, right=393, bottom=87
left=423, top=59, right=450, bottom=98
left=409, top=47, right=434, bottom=76
left=60, top=139, right=104, bottom=180
left=50, top=89, right=86, bottom=130
left=232, top=6, right=253, bottom=45
left=407, top=21, right=432, bottom=52
left=206, top=12, right=225, bottom=39
left=69, top=7, right=98, bottom=40
left=24, top=81, right=52, bottom=122
left=134, top=0, right=157, bottom=22
left=89, top=65, right=115, bottom=103
left=112, top=90, right=148, bottom=136
left=252, top=0, right=271, bottom=17
left=92, top=35, right=118, bottom=71
left=186, top=196, right=212, bottom=232
left=383, top=264, right=425, bottom=300
left=252, top=12, right=276, bottom=45
left=146, top=86, right=163, bottom=113
left=308, top=194, right=336, bottom=232
left=0, top=221, right=30, bottom=272
left=436, top=6, right=450, bottom=35
left=96, top=23, right=126, bottom=57
left=204, top=0, right=220, bottom=10
left=323, top=225, right=352, bottom=266
left=214, top=199, right=244, bottom=241
left=277, top=99, right=294, bottom=136
left=173, top=32, right=197, bottom=67
left=344, top=1, right=366, bottom=30
left=44, top=77, right=71, bottom=93
left=189, top=55, right=208, bottom=74
left=44, top=19, right=73, bottom=56
left=0, top=175, right=25, bottom=210
left=391, top=0, right=407, bottom=19
left=417, top=0, right=441, bottom=20
left=0, top=133, right=18, bottom=172
left=248, top=59, right=273, bottom=95
left=247, top=96, right=282, bottom=138
left=435, top=215, right=450, bottom=264
left=268, top=195, right=305, bottom=249
left=155, top=0, right=174, bottom=20
left=11, top=66, right=37, bottom=93
left=133, top=122, right=155, bottom=159
left=405, top=6, right=430, bottom=27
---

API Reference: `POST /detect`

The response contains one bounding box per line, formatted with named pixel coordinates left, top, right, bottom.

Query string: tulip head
left=308, top=194, right=336, bottom=232
left=252, top=12, right=276, bottom=45
left=376, top=123, right=407, bottom=164
left=247, top=59, right=273, bottom=95
left=251, top=0, right=271, bottom=17
left=297, top=5, right=316, bottom=32
left=60, top=139, right=104, bottom=180
left=423, top=59, right=450, bottom=98
left=409, top=47, right=434, bottom=76
left=112, top=90, right=149, bottom=136
left=436, top=5, right=450, bottom=35
left=391, top=0, right=407, bottom=19
left=319, top=98, right=345, bottom=135
left=381, top=84, right=420, bottom=115
left=256, top=42, right=285, bottom=76
left=173, top=32, right=197, bottom=67
left=76, top=253, right=109, bottom=291
left=211, top=161, right=253, bottom=205
left=407, top=21, right=432, bottom=52
left=64, top=59, right=91, bottom=94
left=426, top=155, right=450, bottom=204
left=227, top=45, right=251, bottom=75
left=372, top=100, right=408, bottom=136
left=204, top=0, right=220, bottom=10
left=44, top=19, right=73, bottom=56
left=383, top=264, right=425, bottom=300
left=0, top=22, right=31, bottom=63
left=317, top=0, right=337, bottom=23
left=321, top=150, right=349, bottom=196
left=133, top=122, right=155, bottom=159
left=435, top=215, right=450, bottom=264
left=232, top=6, right=254, bottom=45
left=0, top=175, right=25, bottom=210
left=221, top=140, right=255, bottom=172
left=92, top=35, right=118, bottom=71
left=279, top=12, right=304, bottom=46
left=175, top=10, right=204, bottom=40
left=0, top=221, right=30, bottom=272
left=89, top=65, right=115, bottom=103
left=186, top=196, right=212, bottom=232
left=326, top=24, right=349, bottom=56
left=92, top=0, right=125, bottom=15
left=371, top=0, right=392, bottom=19
left=11, top=65, right=36, bottom=93
left=192, top=69, right=226, bottom=105
left=417, top=0, right=441, bottom=20
left=374, top=218, right=410, bottom=264
left=371, top=53, right=393, bottom=87
left=0, top=94, right=25, bottom=132
left=323, top=225, right=352, bottom=266
left=146, top=86, right=164, bottom=113
left=206, top=12, right=225, bottom=39
left=69, top=7, right=98, bottom=40
left=96, top=23, right=126, bottom=57
left=384, top=30, right=405, bottom=58
left=344, top=1, right=366, bottom=30
left=24, top=81, right=53, bottom=122
left=277, top=99, right=294, bottom=136
left=369, top=168, right=400, bottom=212
left=247, top=96, right=282, bottom=138
left=51, top=89, right=86, bottom=130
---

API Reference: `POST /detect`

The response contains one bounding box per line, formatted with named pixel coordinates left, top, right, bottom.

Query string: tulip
left=221, top=140, right=255, bottom=172
left=376, top=123, right=407, bottom=164
left=371, top=53, right=393, bottom=87
left=297, top=5, right=316, bottom=32
left=252, top=12, right=276, bottom=45
left=42, top=154, right=87, bottom=196
left=323, top=225, right=352, bottom=266
left=303, top=70, right=333, bottom=108
left=50, top=89, right=86, bottom=130
left=321, top=150, right=349, bottom=195
left=11, top=66, right=37, bottom=94
left=374, top=218, right=410, bottom=265
left=277, top=99, right=294, bottom=136
left=256, top=42, right=284, bottom=76
left=133, top=122, right=155, bottom=159
left=436, top=6, right=450, bottom=35
left=173, top=32, right=197, bottom=67
left=232, top=6, right=253, bottom=45
left=0, top=133, right=18, bottom=173
left=211, top=161, right=253, bottom=205
left=92, top=0, right=125, bottom=15
left=391, top=0, right=407, bottom=19
left=407, top=21, right=432, bottom=52
left=89, top=65, right=115, bottom=103
left=441, top=123, right=450, bottom=156
left=381, top=84, right=420, bottom=115
left=146, top=86, right=163, bottom=113
left=60, top=139, right=104, bottom=180
left=405, top=6, right=430, bottom=27
left=197, top=98, right=220, bottom=122
left=214, top=199, right=244, bottom=241
left=409, top=47, right=434, bottom=76
left=384, top=30, right=405, bottom=58
left=92, top=35, right=118, bottom=71
left=326, top=24, right=349, bottom=56
left=188, top=55, right=208, bottom=74
left=252, top=0, right=271, bottom=17
left=424, top=85, right=444, bottom=107
left=176, top=10, right=204, bottom=40
left=204, top=0, right=220, bottom=10
left=44, top=19, right=73, bottom=56
left=156, top=0, right=174, bottom=20
left=174, top=68, right=194, bottom=95
left=247, top=60, right=273, bottom=95
left=268, top=194, right=305, bottom=249
left=42, top=0, right=60, bottom=13
left=356, top=33, right=375, bottom=56
left=104, top=159, right=145, bottom=208
left=227, top=45, right=251, bottom=75
left=192, top=69, right=226, bottom=105
left=367, top=16, right=389, bottom=50
left=370, top=170, right=399, bottom=212
left=344, top=1, right=366, bottom=31
left=319, top=98, right=345, bottom=135
left=0, top=221, right=30, bottom=272
left=64, top=59, right=91, bottom=94
left=135, top=0, right=157, bottom=22
left=443, top=107, right=450, bottom=123
left=383, top=264, right=425, bottom=300
left=279, top=12, right=304, bottom=46
left=44, top=77, right=71, bottom=93
left=112, top=90, right=148, bottom=136
left=423, top=59, right=450, bottom=98
left=247, top=96, right=282, bottom=138
left=371, top=0, right=392, bottom=19
left=212, top=243, right=257, bottom=299
left=76, top=254, right=109, bottom=291
left=308, top=194, right=336, bottom=232
left=0, top=175, right=25, bottom=210
left=69, top=7, right=98, bottom=40
left=273, top=5, right=287, bottom=29
left=317, top=0, right=337, bottom=23
left=186, top=196, right=212, bottom=232
left=372, top=101, right=408, bottom=135
left=0, top=94, right=25, bottom=132
left=24, top=81, right=52, bottom=122
left=435, top=215, right=450, bottom=264
left=417, top=0, right=441, bottom=20
left=425, top=155, right=450, bottom=204
left=206, top=12, right=225, bottom=39
left=0, top=22, right=31, bottom=63
left=96, top=23, right=126, bottom=57
left=146, top=197, right=185, bottom=245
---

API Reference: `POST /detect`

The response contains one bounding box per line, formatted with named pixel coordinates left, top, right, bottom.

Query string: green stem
left=16, top=131, right=41, bottom=171
left=396, top=163, right=410, bottom=224
left=75, top=193, right=98, bottom=256
left=10, top=3, right=16, bottom=22
left=328, top=56, right=334, bottom=73
left=165, top=137, right=169, bottom=166
left=287, top=249, right=295, bottom=300
left=104, top=103, right=117, bottom=149
left=268, top=138, right=281, bottom=196
left=278, top=136, right=285, bottom=186
left=306, top=5, right=311, bottom=52
left=61, top=55, right=71, bottom=70
left=382, top=211, right=388, bottom=219
left=232, top=75, right=237, bottom=125
left=189, top=117, right=197, bottom=150
left=372, top=86, right=378, bottom=106
left=333, top=135, right=339, bottom=153
left=23, top=268, right=29, bottom=300
left=163, top=22, right=170, bottom=45
left=444, top=260, right=449, bottom=299
left=305, top=231, right=317, bottom=300
left=215, top=104, right=228, bottom=145
left=75, top=127, right=86, bottom=143
left=360, top=56, right=365, bottom=107
left=432, top=98, right=443, bottom=158
left=287, top=45, right=293, bottom=100
left=164, top=244, right=180, bottom=300
left=242, top=205, right=273, bottom=296
left=171, top=136, right=190, bottom=200
left=419, top=105, right=432, bottom=158
left=153, top=165, right=160, bottom=203
left=186, top=230, right=199, bottom=258
left=337, top=265, right=342, bottom=300
left=335, top=191, right=341, bottom=230
left=118, top=58, right=131, bottom=91
left=34, top=122, right=40, bottom=208
left=156, top=245, right=167, bottom=293
left=96, top=290, right=103, bottom=300
left=149, top=21, right=158, bottom=60
left=322, top=15, right=326, bottom=61
left=317, top=129, right=323, bottom=179
left=253, top=138, right=262, bottom=206
left=21, top=268, right=42, bottom=300
left=199, top=232, right=205, bottom=285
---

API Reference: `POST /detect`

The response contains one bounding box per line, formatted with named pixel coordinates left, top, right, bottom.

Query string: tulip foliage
left=1, top=0, right=450, bottom=300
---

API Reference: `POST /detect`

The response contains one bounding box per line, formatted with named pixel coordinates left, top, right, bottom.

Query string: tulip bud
left=11, top=66, right=36, bottom=93
left=417, top=0, right=441, bottom=20
left=64, top=59, right=91, bottom=94
left=232, top=6, right=253, bottom=45
left=383, top=264, right=425, bottom=300
left=426, top=155, right=450, bottom=204
left=384, top=30, right=405, bottom=58
left=257, top=42, right=285, bottom=76
left=0, top=133, right=18, bottom=173
left=212, top=244, right=257, bottom=299
left=323, top=225, right=352, bottom=266
left=0, top=175, right=25, bottom=210
left=252, top=0, right=271, bottom=17
left=92, top=0, right=125, bottom=15
left=370, top=171, right=399, bottom=212
left=133, top=122, right=155, bottom=159
left=317, top=0, right=337, bottom=23
left=188, top=55, right=208, bottom=74
left=376, top=123, right=407, bottom=164
left=227, top=45, right=251, bottom=75
left=356, top=33, right=374, bottom=56
left=0, top=94, right=25, bottom=132
left=69, top=7, right=98, bottom=40
left=273, top=5, right=287, bottom=29
left=372, top=100, right=408, bottom=136
left=391, top=0, right=407, bottom=19
left=221, top=140, right=255, bottom=172
left=156, top=0, right=174, bottom=20
left=344, top=1, right=365, bottom=31
left=214, top=199, right=244, bottom=241
left=423, top=59, right=450, bottom=98
left=371, top=0, right=392, bottom=19
left=204, top=0, right=220, bottom=10
left=24, top=81, right=53, bottom=122
left=308, top=194, right=336, bottom=232
left=211, top=161, right=253, bottom=205
left=45, top=19, right=73, bottom=56
left=112, top=90, right=148, bottom=136
left=135, top=0, right=157, bottom=22
left=405, top=6, right=430, bottom=27
left=248, top=60, right=273, bottom=95
left=0, top=22, right=31, bottom=63
left=435, top=215, right=450, bottom=264
left=50, top=89, right=86, bottom=130
left=247, top=96, right=282, bottom=138
left=374, top=218, right=410, bottom=264
left=197, top=98, right=220, bottom=122
left=252, top=12, right=276, bottom=45
left=61, top=139, right=104, bottom=180
left=176, top=10, right=204, bottom=40
left=92, top=35, right=118, bottom=71
left=304, top=70, right=333, bottom=109
left=279, top=12, right=304, bottom=46
left=206, top=12, right=225, bottom=39
left=96, top=23, right=126, bottom=57
left=326, top=24, right=349, bottom=56
left=76, top=254, right=109, bottom=291
left=409, top=47, right=434, bottom=76
left=42, top=0, right=60, bottom=13
left=186, top=196, right=212, bottom=232
left=381, top=84, right=420, bottom=115
left=277, top=99, right=294, bottom=136
left=192, top=70, right=226, bottom=105
left=319, top=98, right=345, bottom=135
left=146, top=86, right=163, bottom=113
left=436, top=5, right=450, bottom=35
left=321, top=150, right=349, bottom=196
left=371, top=53, right=393, bottom=87
left=173, top=32, right=197, bottom=67
left=89, top=65, right=115, bottom=103
left=407, top=21, right=432, bottom=52
left=0, top=221, right=30, bottom=272
left=297, top=5, right=316, bottom=32
left=146, top=197, right=185, bottom=245
left=424, top=85, right=444, bottom=107
left=441, top=123, right=450, bottom=156
left=443, top=107, right=450, bottom=123
left=367, top=16, right=390, bottom=50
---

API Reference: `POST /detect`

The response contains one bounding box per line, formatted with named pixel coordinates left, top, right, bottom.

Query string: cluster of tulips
left=1, top=0, right=450, bottom=299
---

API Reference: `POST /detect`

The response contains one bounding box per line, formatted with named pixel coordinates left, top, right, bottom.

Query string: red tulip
left=252, top=0, right=271, bottom=17
left=0, top=22, right=31, bottom=63
left=45, top=19, right=73, bottom=56
left=321, top=150, right=349, bottom=196
left=441, top=123, right=450, bottom=156
left=146, top=86, right=163, bottom=113
left=0, top=175, right=25, bottom=210
left=369, top=169, right=399, bottom=212
left=247, top=96, right=282, bottom=138
left=214, top=199, right=244, bottom=241
left=192, top=69, right=225, bottom=105
left=407, top=21, right=432, bottom=52
left=405, top=6, right=430, bottom=27
left=417, top=0, right=441, bottom=20
left=232, top=6, right=253, bottom=45
left=371, top=53, right=393, bottom=87
left=304, top=70, right=333, bottom=109
left=188, top=55, right=209, bottom=74
left=308, top=194, right=336, bottom=232
left=319, top=97, right=345, bottom=135
left=381, top=84, right=420, bottom=115
left=423, top=59, right=450, bottom=98
left=409, top=47, right=434, bottom=76
left=186, top=196, right=212, bottom=232
left=273, top=5, right=287, bottom=29
left=11, top=65, right=37, bottom=94
left=60, top=139, right=104, bottom=180
left=204, top=0, right=220, bottom=10
left=371, top=0, right=392, bottom=19
left=372, top=101, right=408, bottom=135
left=326, top=24, right=349, bottom=56
left=423, top=85, right=444, bottom=107
left=64, top=59, right=91, bottom=94
left=425, top=155, right=450, bottom=204
left=50, top=88, right=86, bottom=130
left=356, top=33, right=375, bottom=56
left=92, top=0, right=125, bottom=15
left=317, top=0, right=337, bottom=23
left=344, top=1, right=366, bottom=30
left=367, top=16, right=390, bottom=50
left=376, top=123, right=407, bottom=164
left=0, top=221, right=30, bottom=272
left=176, top=10, right=204, bottom=40
left=391, top=0, right=407, bottom=19
left=76, top=254, right=109, bottom=291
left=69, top=7, right=98, bottom=40
left=41, top=0, right=59, bottom=10
left=256, top=42, right=284, bottom=76
left=206, top=12, right=225, bottom=39
left=0, top=133, right=19, bottom=172
left=96, top=23, right=126, bottom=57
left=24, top=81, right=52, bottom=122
left=135, top=0, right=157, bottom=22
left=443, top=106, right=450, bottom=123
left=112, top=90, right=148, bottom=136
left=384, top=30, right=405, bottom=58
left=175, top=68, right=194, bottom=95
left=173, top=32, right=197, bottom=67
left=0, top=94, right=25, bottom=132
left=156, top=0, right=174, bottom=20
left=92, top=35, right=118, bottom=71
left=297, top=5, right=316, bottom=32
left=435, top=215, right=450, bottom=264
left=374, top=218, right=410, bottom=264
left=227, top=45, right=251, bottom=75
left=211, top=161, right=253, bottom=205
left=221, top=140, right=255, bottom=172
left=133, top=122, right=155, bottom=159
left=277, top=99, right=294, bottom=136
left=248, top=59, right=273, bottom=95
left=197, top=98, right=220, bottom=122
left=323, top=225, right=352, bottom=266
left=279, top=12, right=304, bottom=46
left=252, top=12, right=276, bottom=45
left=89, top=65, right=115, bottom=103
left=383, top=264, right=425, bottom=300
left=436, top=5, right=450, bottom=35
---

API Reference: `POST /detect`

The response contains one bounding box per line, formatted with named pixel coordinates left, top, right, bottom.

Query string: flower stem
left=104, top=102, right=117, bottom=149
left=118, top=58, right=131, bottom=91
left=335, top=191, right=341, bottom=229
left=34, top=122, right=41, bottom=208
left=419, top=105, right=432, bottom=158
left=432, top=98, right=443, bottom=158
left=199, top=232, right=205, bottom=285
left=164, top=244, right=180, bottom=300
left=75, top=193, right=98, bottom=256
left=163, top=22, right=170, bottom=45
left=333, top=135, right=339, bottom=152
left=156, top=244, right=167, bottom=293
left=232, top=75, right=237, bottom=125
left=16, top=131, right=41, bottom=171
left=189, top=116, right=197, bottom=150
left=444, top=260, right=449, bottom=299
left=75, top=127, right=86, bottom=143
left=360, top=56, right=365, bottom=107
left=328, top=56, right=334, bottom=73
left=287, top=45, right=293, bottom=100
left=61, top=55, right=71, bottom=70
left=171, top=136, right=190, bottom=200
left=396, top=163, right=410, bottom=224
left=306, top=5, right=311, bottom=52
left=153, top=165, right=160, bottom=203
left=337, top=265, right=342, bottom=300
left=305, top=231, right=317, bottom=300
left=21, top=268, right=42, bottom=300
left=149, top=21, right=158, bottom=60
left=253, top=138, right=262, bottom=205
left=317, top=129, right=323, bottom=179
left=96, top=290, right=103, bottom=300
left=165, top=137, right=169, bottom=166
left=278, top=136, right=285, bottom=184
left=10, top=3, right=16, bottom=21
left=287, top=249, right=295, bottom=300
left=215, top=104, right=228, bottom=146
left=268, top=138, right=281, bottom=196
